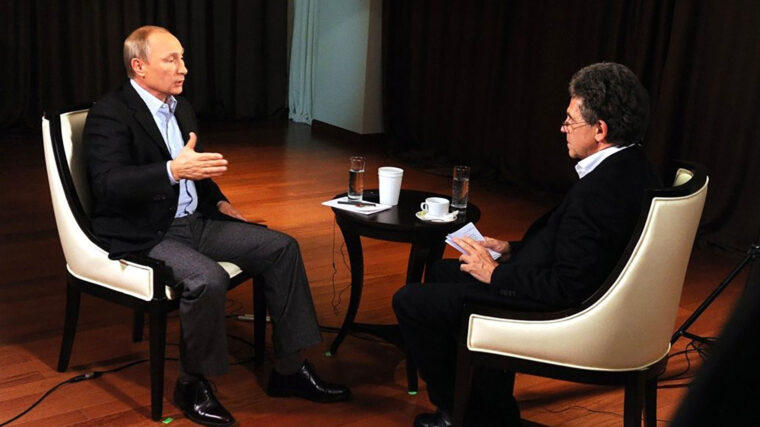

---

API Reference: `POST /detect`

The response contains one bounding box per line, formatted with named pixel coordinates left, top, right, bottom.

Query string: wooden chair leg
left=505, top=369, right=516, bottom=394
left=253, top=278, right=267, bottom=364
left=149, top=304, right=168, bottom=421
left=623, top=372, right=645, bottom=427
left=452, top=344, right=475, bottom=427
left=405, top=350, right=418, bottom=394
left=133, top=309, right=145, bottom=342
left=644, top=375, right=658, bottom=427
left=57, top=279, right=81, bottom=372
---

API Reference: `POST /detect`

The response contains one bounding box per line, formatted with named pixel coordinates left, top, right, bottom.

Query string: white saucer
left=416, top=210, right=458, bottom=223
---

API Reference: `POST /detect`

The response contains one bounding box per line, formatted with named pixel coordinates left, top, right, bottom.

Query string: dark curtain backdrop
left=383, top=0, right=760, bottom=254
left=0, top=0, right=287, bottom=128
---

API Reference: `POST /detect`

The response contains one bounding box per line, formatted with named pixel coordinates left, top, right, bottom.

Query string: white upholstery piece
left=44, top=111, right=247, bottom=302
left=467, top=176, right=708, bottom=371
left=218, top=261, right=243, bottom=279
left=59, top=112, right=93, bottom=216
left=44, top=113, right=158, bottom=301
left=672, top=167, right=693, bottom=187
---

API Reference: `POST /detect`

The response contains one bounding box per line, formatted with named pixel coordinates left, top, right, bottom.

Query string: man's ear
left=131, top=58, right=145, bottom=78
left=595, top=119, right=609, bottom=143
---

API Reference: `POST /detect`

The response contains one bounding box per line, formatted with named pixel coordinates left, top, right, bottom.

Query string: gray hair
left=123, top=25, right=170, bottom=78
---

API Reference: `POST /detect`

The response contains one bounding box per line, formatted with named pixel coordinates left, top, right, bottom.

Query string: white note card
left=445, top=222, right=501, bottom=260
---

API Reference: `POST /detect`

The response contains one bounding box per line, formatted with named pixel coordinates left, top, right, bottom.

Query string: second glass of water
left=451, top=165, right=470, bottom=210
left=348, top=156, right=365, bottom=200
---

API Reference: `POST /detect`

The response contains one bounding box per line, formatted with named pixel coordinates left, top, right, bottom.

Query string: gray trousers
left=148, top=212, right=322, bottom=376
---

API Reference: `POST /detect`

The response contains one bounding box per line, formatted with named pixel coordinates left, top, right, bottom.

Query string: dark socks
left=178, top=364, right=204, bottom=383
left=274, top=352, right=304, bottom=375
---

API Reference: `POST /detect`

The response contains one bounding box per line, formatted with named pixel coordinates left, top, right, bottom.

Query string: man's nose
left=178, top=59, right=188, bottom=75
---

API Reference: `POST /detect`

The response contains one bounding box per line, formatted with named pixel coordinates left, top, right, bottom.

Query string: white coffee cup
left=378, top=167, right=404, bottom=205
left=420, top=197, right=450, bottom=217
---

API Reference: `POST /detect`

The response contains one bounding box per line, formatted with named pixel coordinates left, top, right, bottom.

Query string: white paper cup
left=420, top=197, right=450, bottom=217
left=378, top=167, right=404, bottom=205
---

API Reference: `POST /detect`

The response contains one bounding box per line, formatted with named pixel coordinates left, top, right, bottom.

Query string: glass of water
left=451, top=165, right=470, bottom=210
left=348, top=156, right=366, bottom=200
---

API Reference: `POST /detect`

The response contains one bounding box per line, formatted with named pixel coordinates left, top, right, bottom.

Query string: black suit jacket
left=491, top=146, right=662, bottom=308
left=84, top=81, right=228, bottom=258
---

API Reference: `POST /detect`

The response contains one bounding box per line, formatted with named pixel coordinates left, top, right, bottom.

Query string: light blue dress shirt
left=130, top=79, right=198, bottom=217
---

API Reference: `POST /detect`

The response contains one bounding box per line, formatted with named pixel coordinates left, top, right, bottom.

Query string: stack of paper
left=445, top=222, right=501, bottom=260
left=322, top=197, right=392, bottom=215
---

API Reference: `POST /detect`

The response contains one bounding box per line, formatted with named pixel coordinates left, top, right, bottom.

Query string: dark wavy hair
left=569, top=62, right=649, bottom=146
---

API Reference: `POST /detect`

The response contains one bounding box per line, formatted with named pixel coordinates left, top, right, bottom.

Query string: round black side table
left=328, top=189, right=481, bottom=392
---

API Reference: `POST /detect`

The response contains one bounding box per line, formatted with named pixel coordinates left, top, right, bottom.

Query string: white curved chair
left=452, top=162, right=709, bottom=427
left=42, top=105, right=267, bottom=421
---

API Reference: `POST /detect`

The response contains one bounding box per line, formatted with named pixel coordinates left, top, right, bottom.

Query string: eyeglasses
left=561, top=118, right=589, bottom=133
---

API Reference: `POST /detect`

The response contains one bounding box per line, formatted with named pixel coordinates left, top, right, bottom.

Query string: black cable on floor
left=537, top=404, right=673, bottom=423
left=658, top=338, right=715, bottom=386
left=330, top=218, right=352, bottom=314
left=0, top=358, right=161, bottom=427
left=3, top=301, right=385, bottom=425
left=0, top=377, right=79, bottom=427
left=525, top=337, right=718, bottom=424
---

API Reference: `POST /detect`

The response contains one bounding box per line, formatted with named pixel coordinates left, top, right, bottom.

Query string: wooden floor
left=0, top=119, right=748, bottom=426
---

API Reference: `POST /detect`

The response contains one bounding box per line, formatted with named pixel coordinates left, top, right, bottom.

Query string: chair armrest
left=122, top=253, right=165, bottom=270
left=122, top=253, right=174, bottom=300
left=457, top=294, right=672, bottom=371
left=461, top=297, right=563, bottom=323
left=458, top=297, right=574, bottom=343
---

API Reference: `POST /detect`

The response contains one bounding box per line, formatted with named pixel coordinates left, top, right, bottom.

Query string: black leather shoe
left=267, top=360, right=351, bottom=403
left=173, top=377, right=236, bottom=427
left=414, top=409, right=452, bottom=427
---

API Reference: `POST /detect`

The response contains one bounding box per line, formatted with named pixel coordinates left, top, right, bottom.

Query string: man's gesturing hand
left=169, top=132, right=228, bottom=181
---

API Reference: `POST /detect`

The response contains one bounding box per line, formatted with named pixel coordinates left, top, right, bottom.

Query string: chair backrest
left=467, top=163, right=709, bottom=370
left=672, top=166, right=694, bottom=187
left=593, top=164, right=708, bottom=367
left=43, top=106, right=96, bottom=246
left=43, top=106, right=159, bottom=301
left=53, top=107, right=93, bottom=212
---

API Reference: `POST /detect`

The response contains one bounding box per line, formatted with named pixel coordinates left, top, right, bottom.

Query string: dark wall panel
left=0, top=0, right=287, bottom=128
left=382, top=0, right=760, bottom=253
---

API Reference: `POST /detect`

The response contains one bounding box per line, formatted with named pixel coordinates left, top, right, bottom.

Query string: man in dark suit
left=84, top=26, right=349, bottom=427
left=393, top=62, right=662, bottom=427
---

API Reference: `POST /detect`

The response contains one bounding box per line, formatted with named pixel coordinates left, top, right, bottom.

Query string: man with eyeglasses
left=393, top=62, right=662, bottom=427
